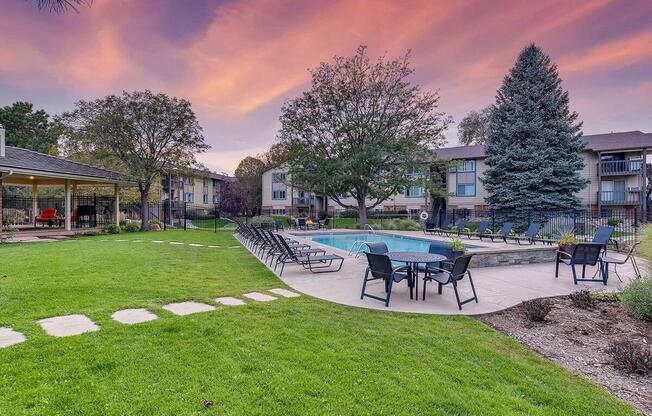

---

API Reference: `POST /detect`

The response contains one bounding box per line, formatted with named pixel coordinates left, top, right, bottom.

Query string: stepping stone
left=115, top=239, right=128, bottom=242
left=169, top=242, right=184, bottom=245
left=162, top=301, right=215, bottom=316
left=151, top=240, right=165, bottom=243
left=228, top=246, right=241, bottom=249
left=243, top=292, right=277, bottom=302
left=37, top=314, right=100, bottom=337
left=207, top=245, right=221, bottom=248
left=215, top=297, right=246, bottom=306
left=188, top=243, right=204, bottom=247
left=269, top=288, right=301, bottom=298
left=111, top=308, right=158, bottom=325
left=0, top=327, right=26, bottom=348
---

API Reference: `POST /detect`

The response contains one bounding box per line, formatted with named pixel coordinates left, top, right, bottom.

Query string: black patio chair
left=360, top=252, right=413, bottom=307
left=422, top=253, right=477, bottom=310
left=419, top=241, right=453, bottom=274
left=274, top=220, right=284, bottom=231
left=297, top=218, right=307, bottom=231
left=461, top=221, right=491, bottom=240
left=602, top=241, right=642, bottom=282
left=365, top=242, right=388, bottom=254
left=487, top=222, right=514, bottom=243
left=274, top=234, right=344, bottom=276
left=555, top=242, right=607, bottom=285
left=319, top=218, right=330, bottom=229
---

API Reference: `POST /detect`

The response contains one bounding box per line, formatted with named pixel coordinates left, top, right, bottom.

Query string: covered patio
left=0, top=127, right=131, bottom=239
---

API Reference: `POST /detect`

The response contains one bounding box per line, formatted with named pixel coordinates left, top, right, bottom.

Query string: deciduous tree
left=0, top=102, right=61, bottom=154
left=458, top=107, right=491, bottom=146
left=277, top=46, right=450, bottom=226
left=60, top=90, right=208, bottom=230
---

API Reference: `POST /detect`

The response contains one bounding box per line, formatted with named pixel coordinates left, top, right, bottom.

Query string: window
left=202, top=179, right=209, bottom=204
left=272, top=190, right=287, bottom=200
left=272, top=208, right=286, bottom=215
left=183, top=176, right=194, bottom=186
left=405, top=185, right=424, bottom=198
left=271, top=171, right=288, bottom=200
left=184, top=192, right=194, bottom=203
left=453, top=160, right=476, bottom=197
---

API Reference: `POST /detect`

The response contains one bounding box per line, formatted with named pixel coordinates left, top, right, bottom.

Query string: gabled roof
left=0, top=146, right=130, bottom=183
left=435, top=131, right=652, bottom=160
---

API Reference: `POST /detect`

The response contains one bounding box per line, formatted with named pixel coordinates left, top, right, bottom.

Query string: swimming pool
left=303, top=232, right=475, bottom=253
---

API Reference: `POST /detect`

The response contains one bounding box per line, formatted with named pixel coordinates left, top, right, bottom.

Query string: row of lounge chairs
left=424, top=219, right=556, bottom=244
left=234, top=221, right=344, bottom=276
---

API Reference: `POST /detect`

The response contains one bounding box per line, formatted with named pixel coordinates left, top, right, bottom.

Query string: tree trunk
left=140, top=182, right=151, bottom=231
left=357, top=197, right=367, bottom=228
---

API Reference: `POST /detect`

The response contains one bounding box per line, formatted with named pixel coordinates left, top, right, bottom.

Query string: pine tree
left=482, top=44, right=588, bottom=224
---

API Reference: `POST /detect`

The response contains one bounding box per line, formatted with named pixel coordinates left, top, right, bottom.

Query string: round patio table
left=387, top=252, right=447, bottom=301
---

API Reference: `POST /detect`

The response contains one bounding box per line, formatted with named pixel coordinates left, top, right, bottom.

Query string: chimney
left=0, top=123, right=5, bottom=157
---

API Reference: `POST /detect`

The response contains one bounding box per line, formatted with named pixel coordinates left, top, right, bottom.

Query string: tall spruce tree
left=482, top=44, right=588, bottom=225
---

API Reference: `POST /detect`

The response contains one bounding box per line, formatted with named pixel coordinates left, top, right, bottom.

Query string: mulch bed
left=477, top=296, right=652, bottom=415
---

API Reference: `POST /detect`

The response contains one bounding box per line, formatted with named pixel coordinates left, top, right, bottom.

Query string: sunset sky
left=1, top=0, right=651, bottom=174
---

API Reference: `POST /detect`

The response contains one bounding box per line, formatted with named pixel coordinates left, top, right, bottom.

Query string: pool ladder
left=347, top=224, right=377, bottom=257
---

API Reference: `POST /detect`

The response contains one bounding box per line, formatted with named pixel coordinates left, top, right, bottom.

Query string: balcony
left=598, top=160, right=642, bottom=176
left=293, top=197, right=314, bottom=206
left=598, top=191, right=641, bottom=206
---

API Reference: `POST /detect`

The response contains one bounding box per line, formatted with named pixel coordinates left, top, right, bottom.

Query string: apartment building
left=261, top=131, right=650, bottom=217
left=160, top=169, right=232, bottom=207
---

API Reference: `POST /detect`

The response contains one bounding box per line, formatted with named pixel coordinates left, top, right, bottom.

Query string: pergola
left=0, top=126, right=132, bottom=235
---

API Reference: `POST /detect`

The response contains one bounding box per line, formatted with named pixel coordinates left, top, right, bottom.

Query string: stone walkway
left=0, top=288, right=300, bottom=349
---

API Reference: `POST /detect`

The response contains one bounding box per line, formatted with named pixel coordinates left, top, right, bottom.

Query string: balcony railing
left=598, top=160, right=642, bottom=176
left=293, top=197, right=314, bottom=206
left=598, top=191, right=641, bottom=205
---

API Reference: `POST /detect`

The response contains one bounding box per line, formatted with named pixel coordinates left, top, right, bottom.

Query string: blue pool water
left=305, top=232, right=473, bottom=253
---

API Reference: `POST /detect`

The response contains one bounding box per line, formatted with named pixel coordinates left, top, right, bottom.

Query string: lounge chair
left=422, top=253, right=477, bottom=309
left=461, top=221, right=491, bottom=240
left=431, top=217, right=451, bottom=236
left=319, top=218, right=330, bottom=229
left=506, top=223, right=543, bottom=245
left=555, top=242, right=606, bottom=285
left=274, top=234, right=344, bottom=276
left=264, top=231, right=324, bottom=265
left=487, top=222, right=514, bottom=242
left=360, top=252, right=413, bottom=307
left=442, top=219, right=467, bottom=237
left=423, top=221, right=436, bottom=235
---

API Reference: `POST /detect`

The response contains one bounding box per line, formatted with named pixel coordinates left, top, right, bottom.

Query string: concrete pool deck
left=238, top=229, right=647, bottom=315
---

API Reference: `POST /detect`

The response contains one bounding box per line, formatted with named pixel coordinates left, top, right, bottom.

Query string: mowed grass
left=0, top=230, right=636, bottom=415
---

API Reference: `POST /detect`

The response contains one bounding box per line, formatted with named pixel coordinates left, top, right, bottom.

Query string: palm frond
left=34, top=0, right=93, bottom=13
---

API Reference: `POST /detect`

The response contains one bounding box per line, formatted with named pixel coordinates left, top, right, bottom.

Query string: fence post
left=183, top=202, right=187, bottom=231
left=634, top=207, right=638, bottom=230
left=214, top=204, right=217, bottom=233
left=451, top=209, right=456, bottom=225
left=491, top=209, right=495, bottom=231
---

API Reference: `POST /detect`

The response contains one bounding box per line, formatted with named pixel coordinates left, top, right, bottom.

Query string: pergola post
left=32, top=182, right=38, bottom=223
left=64, top=179, right=72, bottom=231
left=114, top=184, right=120, bottom=226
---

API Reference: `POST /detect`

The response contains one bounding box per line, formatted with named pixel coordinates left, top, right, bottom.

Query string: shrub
left=522, top=298, right=552, bottom=322
left=123, top=222, right=140, bottom=232
left=606, top=339, right=652, bottom=375
left=104, top=224, right=121, bottom=234
left=149, top=223, right=161, bottom=231
left=395, top=219, right=420, bottom=231
left=385, top=221, right=398, bottom=230
left=451, top=238, right=466, bottom=253
left=249, top=216, right=274, bottom=227
left=568, top=290, right=596, bottom=309
left=620, top=277, right=652, bottom=321
left=607, top=216, right=622, bottom=227
left=148, top=218, right=161, bottom=226
left=339, top=209, right=359, bottom=218
left=592, top=291, right=620, bottom=303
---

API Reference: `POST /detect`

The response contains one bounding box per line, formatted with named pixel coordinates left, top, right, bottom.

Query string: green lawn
left=188, top=218, right=232, bottom=230
left=0, top=230, right=635, bottom=415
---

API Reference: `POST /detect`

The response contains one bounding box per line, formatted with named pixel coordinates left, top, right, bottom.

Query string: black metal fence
left=119, top=202, right=230, bottom=232
left=446, top=208, right=640, bottom=243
